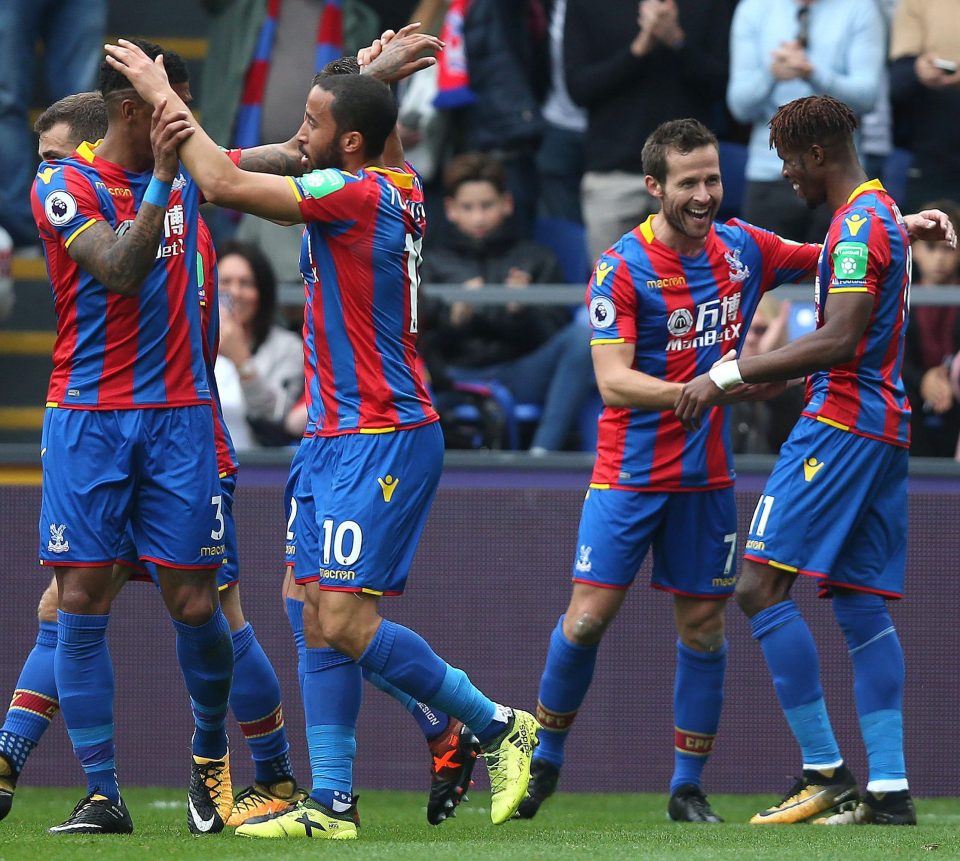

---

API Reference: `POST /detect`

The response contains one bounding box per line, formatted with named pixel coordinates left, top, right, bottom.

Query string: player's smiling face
left=778, top=146, right=825, bottom=209
left=297, top=86, right=346, bottom=172
left=653, top=145, right=723, bottom=245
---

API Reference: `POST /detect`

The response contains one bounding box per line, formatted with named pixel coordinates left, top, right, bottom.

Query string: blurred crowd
left=2, top=0, right=960, bottom=456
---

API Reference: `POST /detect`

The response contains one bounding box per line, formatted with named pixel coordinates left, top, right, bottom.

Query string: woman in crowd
left=215, top=241, right=304, bottom=450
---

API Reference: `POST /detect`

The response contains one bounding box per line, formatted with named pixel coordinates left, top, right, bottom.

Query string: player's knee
left=167, top=588, right=218, bottom=626
left=734, top=575, right=773, bottom=618
left=317, top=617, right=362, bottom=658
left=678, top=609, right=725, bottom=652
left=37, top=582, right=59, bottom=622
left=567, top=612, right=608, bottom=646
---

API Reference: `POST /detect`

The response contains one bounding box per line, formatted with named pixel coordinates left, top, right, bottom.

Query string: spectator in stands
left=565, top=0, right=732, bottom=263
left=0, top=0, right=106, bottom=252
left=537, top=0, right=586, bottom=225
left=199, top=0, right=413, bottom=264
left=902, top=200, right=960, bottom=457
left=727, top=0, right=885, bottom=242
left=889, top=0, right=960, bottom=210
left=433, top=0, right=550, bottom=240
left=420, top=152, right=595, bottom=452
left=730, top=295, right=805, bottom=454
left=214, top=241, right=304, bottom=450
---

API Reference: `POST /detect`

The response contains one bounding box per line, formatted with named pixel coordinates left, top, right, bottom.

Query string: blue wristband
left=143, top=176, right=172, bottom=209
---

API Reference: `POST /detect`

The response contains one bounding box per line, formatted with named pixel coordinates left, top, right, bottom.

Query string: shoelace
left=777, top=776, right=813, bottom=806
left=194, top=762, right=225, bottom=803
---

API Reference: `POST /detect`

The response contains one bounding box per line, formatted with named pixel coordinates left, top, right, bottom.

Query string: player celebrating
left=277, top=49, right=481, bottom=829
left=104, top=35, right=539, bottom=840
left=519, top=118, right=821, bottom=824
left=676, top=96, right=922, bottom=826
left=1, top=87, right=312, bottom=832
left=519, top=118, right=954, bottom=824
left=30, top=45, right=235, bottom=836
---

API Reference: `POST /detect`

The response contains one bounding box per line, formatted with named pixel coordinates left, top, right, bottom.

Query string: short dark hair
left=98, top=38, right=189, bottom=101
left=310, top=73, right=397, bottom=160
left=769, top=95, right=858, bottom=154
left=442, top=152, right=508, bottom=197
left=641, top=119, right=719, bottom=184
left=34, top=92, right=107, bottom=143
left=318, top=56, right=361, bottom=77
left=216, top=240, right=278, bottom=352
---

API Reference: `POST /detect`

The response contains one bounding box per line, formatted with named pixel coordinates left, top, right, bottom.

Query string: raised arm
left=357, top=22, right=444, bottom=167
left=104, top=40, right=303, bottom=223
left=67, top=100, right=194, bottom=296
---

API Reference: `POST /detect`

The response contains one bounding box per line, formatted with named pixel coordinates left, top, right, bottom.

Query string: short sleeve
left=587, top=252, right=637, bottom=344
left=737, top=220, right=821, bottom=289
left=827, top=208, right=888, bottom=295
left=31, top=163, right=104, bottom=248
left=289, top=168, right=369, bottom=225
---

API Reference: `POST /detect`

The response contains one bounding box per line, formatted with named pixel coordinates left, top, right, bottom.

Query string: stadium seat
left=535, top=217, right=591, bottom=283
left=717, top=141, right=748, bottom=221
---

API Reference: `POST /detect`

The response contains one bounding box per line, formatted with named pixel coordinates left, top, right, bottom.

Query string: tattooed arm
left=67, top=101, right=194, bottom=297
left=238, top=137, right=307, bottom=176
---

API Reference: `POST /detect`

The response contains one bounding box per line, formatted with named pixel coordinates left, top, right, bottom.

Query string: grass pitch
left=1, top=788, right=958, bottom=861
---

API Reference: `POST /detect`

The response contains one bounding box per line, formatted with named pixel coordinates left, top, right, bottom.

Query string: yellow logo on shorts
left=803, top=456, right=825, bottom=482
left=377, top=475, right=399, bottom=502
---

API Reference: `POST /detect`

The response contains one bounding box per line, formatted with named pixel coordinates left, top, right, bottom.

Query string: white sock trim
left=866, top=778, right=909, bottom=793
left=802, top=758, right=844, bottom=772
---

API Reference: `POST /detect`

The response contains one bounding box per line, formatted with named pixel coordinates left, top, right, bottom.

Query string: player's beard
left=662, top=195, right=715, bottom=242
left=302, top=141, right=345, bottom=172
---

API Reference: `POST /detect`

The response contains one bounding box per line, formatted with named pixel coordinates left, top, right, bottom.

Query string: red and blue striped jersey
left=588, top=215, right=819, bottom=491
left=802, top=180, right=911, bottom=447
left=31, top=141, right=209, bottom=409
left=286, top=164, right=437, bottom=436
left=196, top=217, right=239, bottom=477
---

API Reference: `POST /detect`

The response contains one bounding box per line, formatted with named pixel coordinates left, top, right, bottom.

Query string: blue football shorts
left=117, top=471, right=238, bottom=589
left=283, top=438, right=310, bottom=570
left=39, top=406, right=222, bottom=570
left=572, top=486, right=738, bottom=599
left=290, top=422, right=443, bottom=595
left=742, top=416, right=908, bottom=598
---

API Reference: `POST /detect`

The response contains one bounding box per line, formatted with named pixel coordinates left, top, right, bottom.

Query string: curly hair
left=769, top=95, right=858, bottom=153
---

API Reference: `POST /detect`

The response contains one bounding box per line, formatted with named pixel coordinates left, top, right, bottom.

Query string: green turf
left=1, top=788, right=958, bottom=861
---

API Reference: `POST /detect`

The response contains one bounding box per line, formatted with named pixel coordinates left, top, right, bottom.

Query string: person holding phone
left=890, top=0, right=960, bottom=209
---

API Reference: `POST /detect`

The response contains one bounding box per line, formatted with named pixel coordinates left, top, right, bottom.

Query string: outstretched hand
left=359, top=22, right=444, bottom=84
left=903, top=209, right=958, bottom=249
left=103, top=39, right=173, bottom=107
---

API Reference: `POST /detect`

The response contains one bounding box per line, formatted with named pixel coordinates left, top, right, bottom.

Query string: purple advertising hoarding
left=1, top=466, right=957, bottom=797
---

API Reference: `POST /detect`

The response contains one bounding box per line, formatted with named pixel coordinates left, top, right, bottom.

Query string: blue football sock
left=230, top=623, right=293, bottom=785
left=358, top=620, right=501, bottom=744
left=303, top=647, right=361, bottom=808
left=284, top=596, right=307, bottom=695
left=533, top=617, right=599, bottom=769
left=751, top=601, right=841, bottom=769
left=671, top=639, right=727, bottom=794
left=833, top=591, right=907, bottom=789
left=362, top=669, right=450, bottom=741
left=55, top=611, right=119, bottom=802
left=0, top=621, right=59, bottom=773
left=173, top=608, right=233, bottom=760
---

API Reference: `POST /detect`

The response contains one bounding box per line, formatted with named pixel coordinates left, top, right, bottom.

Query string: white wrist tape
left=708, top=360, right=744, bottom=392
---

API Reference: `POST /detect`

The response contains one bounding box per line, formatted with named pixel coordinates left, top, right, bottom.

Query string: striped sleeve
left=31, top=163, right=104, bottom=248
left=827, top=206, right=889, bottom=296
left=587, top=251, right=636, bottom=344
